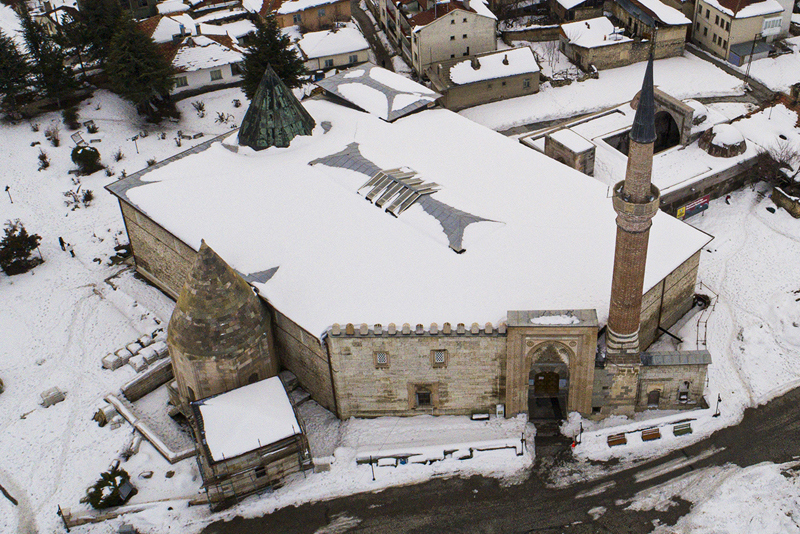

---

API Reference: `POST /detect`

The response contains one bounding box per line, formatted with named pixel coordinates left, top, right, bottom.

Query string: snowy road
left=202, top=384, right=800, bottom=534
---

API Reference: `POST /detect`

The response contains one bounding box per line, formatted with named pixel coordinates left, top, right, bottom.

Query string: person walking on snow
left=58, top=236, right=65, bottom=251
left=66, top=243, right=74, bottom=257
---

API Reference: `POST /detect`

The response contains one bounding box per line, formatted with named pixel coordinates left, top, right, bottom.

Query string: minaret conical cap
left=629, top=54, right=656, bottom=145
left=167, top=240, right=269, bottom=358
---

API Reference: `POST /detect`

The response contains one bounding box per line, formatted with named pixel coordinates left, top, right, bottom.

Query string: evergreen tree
left=53, top=11, right=91, bottom=79
left=241, top=14, right=306, bottom=100
left=0, top=30, right=30, bottom=113
left=105, top=17, right=177, bottom=122
left=76, top=0, right=124, bottom=62
left=0, top=219, right=42, bottom=276
left=18, top=7, right=77, bottom=104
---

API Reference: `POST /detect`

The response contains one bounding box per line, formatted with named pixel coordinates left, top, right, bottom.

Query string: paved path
left=202, top=386, right=800, bottom=534
left=351, top=0, right=394, bottom=71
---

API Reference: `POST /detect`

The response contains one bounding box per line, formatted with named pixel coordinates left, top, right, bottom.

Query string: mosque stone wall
left=326, top=323, right=507, bottom=418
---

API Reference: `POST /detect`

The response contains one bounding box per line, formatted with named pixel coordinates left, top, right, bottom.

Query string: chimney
left=196, top=23, right=201, bottom=35
left=471, top=56, right=480, bottom=69
left=502, top=54, right=509, bottom=65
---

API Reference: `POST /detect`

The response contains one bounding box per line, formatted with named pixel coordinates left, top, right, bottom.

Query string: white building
left=168, top=35, right=245, bottom=94
left=295, top=27, right=370, bottom=72
left=379, top=0, right=497, bottom=76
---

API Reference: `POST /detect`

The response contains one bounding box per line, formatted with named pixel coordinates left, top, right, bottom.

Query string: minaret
left=605, top=55, right=661, bottom=414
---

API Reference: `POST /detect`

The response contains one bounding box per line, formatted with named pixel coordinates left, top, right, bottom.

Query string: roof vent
left=359, top=168, right=440, bottom=216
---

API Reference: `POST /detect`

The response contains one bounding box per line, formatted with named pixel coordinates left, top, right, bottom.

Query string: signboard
left=676, top=194, right=710, bottom=220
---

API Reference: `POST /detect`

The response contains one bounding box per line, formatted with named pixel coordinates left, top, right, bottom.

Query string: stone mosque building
left=107, top=61, right=712, bottom=499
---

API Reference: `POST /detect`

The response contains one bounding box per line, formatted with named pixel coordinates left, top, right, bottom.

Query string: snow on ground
left=460, top=51, right=744, bottom=131
left=0, top=87, right=249, bottom=534
left=705, top=35, right=800, bottom=93
left=627, top=461, right=800, bottom=533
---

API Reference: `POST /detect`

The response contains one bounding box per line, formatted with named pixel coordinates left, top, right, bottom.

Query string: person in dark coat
left=66, top=243, right=74, bottom=257
left=58, top=237, right=65, bottom=251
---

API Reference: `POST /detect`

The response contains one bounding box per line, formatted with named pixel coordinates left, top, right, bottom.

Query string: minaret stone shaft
left=606, top=55, right=661, bottom=366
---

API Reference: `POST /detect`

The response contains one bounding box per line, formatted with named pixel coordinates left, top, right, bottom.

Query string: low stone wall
left=121, top=359, right=174, bottom=402
left=773, top=187, right=800, bottom=218
left=501, top=25, right=561, bottom=44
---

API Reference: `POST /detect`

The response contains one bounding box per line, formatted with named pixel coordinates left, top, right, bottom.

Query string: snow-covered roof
left=448, top=47, right=539, bottom=85
left=297, top=27, right=370, bottom=60
left=549, top=128, right=594, bottom=153
left=172, top=35, right=243, bottom=71
left=195, top=377, right=301, bottom=462
left=109, top=97, right=711, bottom=337
left=703, top=0, right=783, bottom=18
left=150, top=14, right=196, bottom=43
left=217, top=19, right=257, bottom=38
left=708, top=124, right=745, bottom=147
left=276, top=0, right=347, bottom=14
left=632, top=0, right=690, bottom=25
left=556, top=0, right=593, bottom=10
left=195, top=7, right=248, bottom=21
left=0, top=4, right=23, bottom=47
left=562, top=17, right=632, bottom=48
left=157, top=0, right=189, bottom=13
left=315, top=63, right=440, bottom=121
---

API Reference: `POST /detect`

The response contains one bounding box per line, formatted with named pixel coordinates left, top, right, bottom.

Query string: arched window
left=187, top=386, right=196, bottom=402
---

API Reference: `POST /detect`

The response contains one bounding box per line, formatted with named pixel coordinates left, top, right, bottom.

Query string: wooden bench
left=642, top=428, right=661, bottom=441
left=673, top=422, right=693, bottom=436
left=607, top=433, right=627, bottom=447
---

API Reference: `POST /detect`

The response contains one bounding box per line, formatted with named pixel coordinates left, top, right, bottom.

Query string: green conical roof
left=238, top=64, right=316, bottom=150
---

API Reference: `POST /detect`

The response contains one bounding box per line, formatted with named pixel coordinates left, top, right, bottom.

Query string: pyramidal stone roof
left=629, top=54, right=656, bottom=145
left=238, top=64, right=316, bottom=150
left=168, top=240, right=270, bottom=358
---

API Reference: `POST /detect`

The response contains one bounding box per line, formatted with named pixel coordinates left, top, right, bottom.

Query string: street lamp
left=4, top=185, right=11, bottom=204
left=713, top=394, right=722, bottom=417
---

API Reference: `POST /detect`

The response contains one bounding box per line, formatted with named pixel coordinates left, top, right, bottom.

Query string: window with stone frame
left=431, top=349, right=448, bottom=368
left=374, top=350, right=390, bottom=368
left=416, top=388, right=432, bottom=407
left=210, top=69, right=223, bottom=81
left=174, top=76, right=188, bottom=88
left=324, top=58, right=334, bottom=67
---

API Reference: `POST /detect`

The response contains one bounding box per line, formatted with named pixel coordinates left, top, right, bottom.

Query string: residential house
left=560, top=0, right=690, bottom=71
left=296, top=26, right=370, bottom=73
left=381, top=0, right=497, bottom=76
left=692, top=0, right=791, bottom=64
left=167, top=35, right=244, bottom=94
left=427, top=46, right=540, bottom=110
left=550, top=0, right=604, bottom=23
left=256, top=0, right=351, bottom=31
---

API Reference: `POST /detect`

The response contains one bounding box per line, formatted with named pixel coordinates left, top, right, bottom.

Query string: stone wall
left=544, top=134, right=595, bottom=176
left=501, top=25, right=562, bottom=44
left=638, top=364, right=707, bottom=409
left=271, top=307, right=337, bottom=414
left=275, top=0, right=351, bottom=32
left=326, top=323, right=507, bottom=418
left=119, top=201, right=195, bottom=299
left=639, top=250, right=702, bottom=349
left=560, top=25, right=685, bottom=71
left=429, top=69, right=539, bottom=111
left=121, top=359, right=173, bottom=402
left=602, top=364, right=639, bottom=416
left=772, top=187, right=800, bottom=218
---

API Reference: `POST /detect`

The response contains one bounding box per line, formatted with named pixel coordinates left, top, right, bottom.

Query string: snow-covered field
left=460, top=49, right=744, bottom=131
left=1, top=81, right=799, bottom=534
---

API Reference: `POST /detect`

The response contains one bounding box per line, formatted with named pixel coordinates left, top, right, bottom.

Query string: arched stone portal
left=654, top=111, right=680, bottom=153
left=528, top=341, right=572, bottom=420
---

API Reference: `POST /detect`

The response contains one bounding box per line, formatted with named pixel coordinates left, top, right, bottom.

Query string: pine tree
left=18, top=7, right=77, bottom=105
left=53, top=11, right=91, bottom=79
left=0, top=30, right=30, bottom=113
left=105, top=18, right=177, bottom=122
left=0, top=219, right=43, bottom=276
left=76, top=0, right=124, bottom=62
left=241, top=14, right=306, bottom=100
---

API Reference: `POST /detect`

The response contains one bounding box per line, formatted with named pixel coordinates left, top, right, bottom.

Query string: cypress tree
left=0, top=30, right=30, bottom=113
left=241, top=14, right=306, bottom=100
left=105, top=17, right=176, bottom=122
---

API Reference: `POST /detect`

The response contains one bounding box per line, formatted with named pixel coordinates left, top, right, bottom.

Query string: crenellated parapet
left=327, top=321, right=508, bottom=338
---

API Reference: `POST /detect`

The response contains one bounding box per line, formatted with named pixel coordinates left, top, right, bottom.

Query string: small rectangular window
left=431, top=349, right=448, bottom=368
left=715, top=14, right=719, bottom=24
left=231, top=62, right=242, bottom=75
left=318, top=7, right=325, bottom=16
left=416, top=390, right=431, bottom=406
left=462, top=17, right=466, bottom=22
left=523, top=78, right=530, bottom=88
left=293, top=13, right=301, bottom=23
left=254, top=466, right=266, bottom=478
left=723, top=40, right=727, bottom=48
left=501, top=81, right=506, bottom=86
left=348, top=54, right=358, bottom=63
left=462, top=34, right=467, bottom=38
left=450, top=19, right=455, bottom=24
left=374, top=350, right=389, bottom=368
left=450, top=35, right=455, bottom=40
left=210, top=69, right=222, bottom=81
left=726, top=21, right=729, bottom=31
left=324, top=58, right=334, bottom=67
left=712, top=34, right=717, bottom=44
left=174, top=76, right=188, bottom=88
left=487, top=83, right=492, bottom=88
left=705, top=8, right=709, bottom=18
left=703, top=26, right=707, bottom=36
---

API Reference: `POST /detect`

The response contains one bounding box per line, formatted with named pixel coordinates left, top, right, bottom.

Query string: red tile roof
left=714, top=0, right=773, bottom=14
left=410, top=0, right=473, bottom=27
left=137, top=14, right=164, bottom=39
